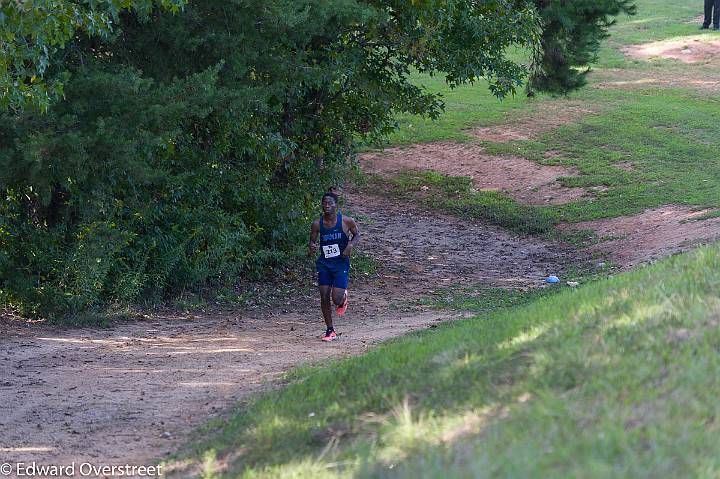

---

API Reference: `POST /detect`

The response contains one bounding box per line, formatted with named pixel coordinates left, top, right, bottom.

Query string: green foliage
left=0, top=1, right=542, bottom=318
left=0, top=0, right=187, bottom=113
left=530, top=0, right=637, bottom=93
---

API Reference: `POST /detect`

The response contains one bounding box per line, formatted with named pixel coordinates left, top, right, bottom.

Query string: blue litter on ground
left=545, top=275, right=560, bottom=283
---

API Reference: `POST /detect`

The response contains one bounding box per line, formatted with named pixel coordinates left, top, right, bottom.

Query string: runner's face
left=322, top=197, right=337, bottom=215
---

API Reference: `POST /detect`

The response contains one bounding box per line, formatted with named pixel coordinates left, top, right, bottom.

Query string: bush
left=0, top=1, right=540, bottom=318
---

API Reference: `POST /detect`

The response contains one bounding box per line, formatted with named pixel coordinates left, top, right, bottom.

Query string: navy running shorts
left=317, top=260, right=349, bottom=289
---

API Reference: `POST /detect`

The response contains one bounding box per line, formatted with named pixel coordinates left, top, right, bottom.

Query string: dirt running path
left=559, top=206, right=720, bottom=268
left=0, top=191, right=584, bottom=471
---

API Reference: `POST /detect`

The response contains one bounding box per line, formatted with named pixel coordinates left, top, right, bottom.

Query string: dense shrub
left=0, top=1, right=541, bottom=317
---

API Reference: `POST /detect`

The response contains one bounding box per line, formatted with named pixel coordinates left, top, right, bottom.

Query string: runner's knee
left=320, top=290, right=331, bottom=304
left=332, top=290, right=345, bottom=305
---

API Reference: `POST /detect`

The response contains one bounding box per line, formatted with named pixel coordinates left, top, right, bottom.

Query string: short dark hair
left=321, top=191, right=339, bottom=204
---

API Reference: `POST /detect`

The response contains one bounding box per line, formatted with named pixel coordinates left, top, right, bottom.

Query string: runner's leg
left=331, top=263, right=349, bottom=315
left=331, top=262, right=349, bottom=305
left=331, top=287, right=346, bottom=306
left=319, top=285, right=333, bottom=329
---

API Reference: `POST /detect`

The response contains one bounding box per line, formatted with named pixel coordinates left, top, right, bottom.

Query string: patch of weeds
left=480, top=139, right=548, bottom=160
left=420, top=286, right=562, bottom=313
left=448, top=195, right=555, bottom=236
left=352, top=252, right=380, bottom=276
left=681, top=210, right=720, bottom=222
left=555, top=228, right=601, bottom=247
left=556, top=174, right=628, bottom=189
left=171, top=293, right=208, bottom=311
left=376, top=170, right=556, bottom=237
left=214, top=289, right=254, bottom=304
left=391, top=169, right=473, bottom=196
left=56, top=307, right=114, bottom=327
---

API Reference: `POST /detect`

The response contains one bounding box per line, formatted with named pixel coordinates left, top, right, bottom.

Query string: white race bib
left=322, top=244, right=341, bottom=259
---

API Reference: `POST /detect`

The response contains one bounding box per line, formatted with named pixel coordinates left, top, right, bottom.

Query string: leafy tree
left=0, top=0, right=186, bottom=113
left=0, top=1, right=541, bottom=317
left=529, top=0, right=636, bottom=94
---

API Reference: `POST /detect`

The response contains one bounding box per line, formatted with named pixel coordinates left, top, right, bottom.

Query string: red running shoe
left=336, top=291, right=349, bottom=316
left=321, top=329, right=338, bottom=342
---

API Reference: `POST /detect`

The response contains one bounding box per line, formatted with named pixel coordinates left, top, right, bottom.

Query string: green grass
left=481, top=87, right=720, bottom=223
left=377, top=0, right=717, bottom=148
left=688, top=210, right=720, bottom=222
left=370, top=74, right=531, bottom=147
left=365, top=1, right=720, bottom=231
left=167, top=242, right=720, bottom=478
left=378, top=0, right=716, bottom=149
left=418, top=286, right=565, bottom=312
left=602, top=0, right=703, bottom=45
left=351, top=251, right=380, bottom=276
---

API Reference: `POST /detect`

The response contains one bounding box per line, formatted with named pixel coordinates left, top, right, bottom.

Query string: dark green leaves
left=529, top=0, right=636, bottom=94
left=0, top=0, right=187, bottom=113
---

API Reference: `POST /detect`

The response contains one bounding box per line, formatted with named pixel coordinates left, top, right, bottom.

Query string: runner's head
left=321, top=192, right=339, bottom=215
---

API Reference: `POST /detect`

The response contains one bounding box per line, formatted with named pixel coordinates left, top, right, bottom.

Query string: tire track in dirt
left=0, top=191, right=587, bottom=471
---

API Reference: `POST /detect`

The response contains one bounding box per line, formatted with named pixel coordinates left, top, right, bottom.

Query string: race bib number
left=322, top=244, right=341, bottom=259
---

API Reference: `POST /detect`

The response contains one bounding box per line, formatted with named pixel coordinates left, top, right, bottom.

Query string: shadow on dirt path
left=0, top=191, right=586, bottom=470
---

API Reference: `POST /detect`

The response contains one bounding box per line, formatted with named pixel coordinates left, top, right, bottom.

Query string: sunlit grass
left=167, top=243, right=720, bottom=478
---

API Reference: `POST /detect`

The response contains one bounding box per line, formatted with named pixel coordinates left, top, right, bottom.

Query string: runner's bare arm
left=342, top=216, right=360, bottom=257
left=309, top=220, right=320, bottom=257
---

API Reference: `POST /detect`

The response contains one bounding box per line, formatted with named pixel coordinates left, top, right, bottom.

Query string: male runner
left=309, top=191, right=360, bottom=341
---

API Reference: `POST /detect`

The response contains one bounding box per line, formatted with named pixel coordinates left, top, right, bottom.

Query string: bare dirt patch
left=594, top=74, right=720, bottom=92
left=1, top=306, right=465, bottom=470
left=559, top=205, right=720, bottom=268
left=345, top=191, right=583, bottom=288
left=591, top=65, right=720, bottom=92
left=614, top=161, right=636, bottom=172
left=360, top=143, right=586, bottom=205
left=1, top=191, right=586, bottom=471
left=623, top=37, right=720, bottom=64
left=469, top=102, right=597, bottom=142
left=595, top=75, right=672, bottom=89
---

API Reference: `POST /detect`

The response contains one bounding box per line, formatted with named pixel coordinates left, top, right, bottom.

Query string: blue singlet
left=316, top=213, right=350, bottom=288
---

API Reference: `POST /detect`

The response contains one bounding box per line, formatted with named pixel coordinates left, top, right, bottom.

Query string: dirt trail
left=623, top=37, right=720, bottom=64
left=1, top=191, right=584, bottom=472
left=360, top=143, right=587, bottom=205
left=560, top=206, right=720, bottom=268
left=596, top=35, right=720, bottom=93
